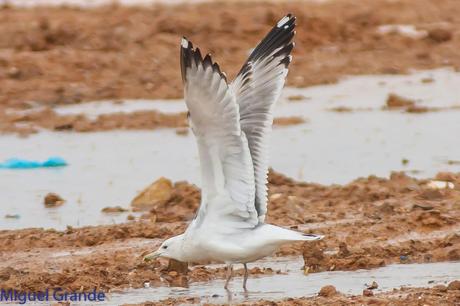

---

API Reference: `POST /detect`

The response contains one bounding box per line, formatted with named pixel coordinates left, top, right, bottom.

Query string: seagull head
left=143, top=234, right=185, bottom=262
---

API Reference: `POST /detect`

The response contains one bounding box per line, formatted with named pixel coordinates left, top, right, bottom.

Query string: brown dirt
left=1, top=170, right=459, bottom=294
left=1, top=0, right=460, bottom=133
left=0, top=106, right=308, bottom=135
left=124, top=283, right=460, bottom=305
left=0, top=106, right=188, bottom=136
left=235, top=284, right=460, bottom=306
left=273, top=116, right=306, bottom=126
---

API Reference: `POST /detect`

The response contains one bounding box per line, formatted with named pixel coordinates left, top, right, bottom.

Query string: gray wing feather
left=180, top=38, right=259, bottom=230
left=231, top=14, right=296, bottom=222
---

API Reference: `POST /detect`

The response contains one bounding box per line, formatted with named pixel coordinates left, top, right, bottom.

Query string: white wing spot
left=277, top=15, right=290, bottom=28
left=181, top=38, right=189, bottom=48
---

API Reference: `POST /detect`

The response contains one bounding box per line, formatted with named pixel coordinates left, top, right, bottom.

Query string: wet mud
left=1, top=171, right=459, bottom=295
left=1, top=0, right=460, bottom=133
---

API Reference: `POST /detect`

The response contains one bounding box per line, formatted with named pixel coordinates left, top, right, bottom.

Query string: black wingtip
left=243, top=13, right=296, bottom=66
left=180, top=37, right=228, bottom=84
left=276, top=13, right=296, bottom=29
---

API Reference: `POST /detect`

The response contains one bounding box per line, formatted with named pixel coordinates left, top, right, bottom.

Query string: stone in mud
left=273, top=116, right=306, bottom=126
left=101, top=206, right=128, bottom=213
left=131, top=177, right=173, bottom=210
left=302, top=241, right=326, bottom=272
left=318, top=285, right=338, bottom=297
left=363, top=289, right=374, bottom=296
left=287, top=94, right=307, bottom=102
left=447, top=280, right=460, bottom=290
left=44, top=193, right=65, bottom=207
left=385, top=93, right=415, bottom=109
left=447, top=249, right=460, bottom=261
left=435, top=172, right=459, bottom=181
left=427, top=28, right=452, bottom=43
left=367, top=281, right=379, bottom=289
left=389, top=172, right=419, bottom=191
left=338, top=242, right=351, bottom=257
left=418, top=189, right=444, bottom=200
left=167, top=259, right=189, bottom=275
left=433, top=284, right=448, bottom=292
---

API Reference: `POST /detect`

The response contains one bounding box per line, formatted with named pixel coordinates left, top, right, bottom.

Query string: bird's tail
left=263, top=224, right=324, bottom=242
left=300, top=233, right=324, bottom=241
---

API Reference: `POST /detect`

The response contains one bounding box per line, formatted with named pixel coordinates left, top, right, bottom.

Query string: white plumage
left=144, top=14, right=323, bottom=290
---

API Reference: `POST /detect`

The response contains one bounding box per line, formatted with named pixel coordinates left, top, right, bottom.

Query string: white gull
left=144, top=13, right=323, bottom=290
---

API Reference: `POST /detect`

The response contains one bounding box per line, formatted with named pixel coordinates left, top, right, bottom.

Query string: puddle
left=105, top=259, right=460, bottom=305
left=1, top=68, right=460, bottom=230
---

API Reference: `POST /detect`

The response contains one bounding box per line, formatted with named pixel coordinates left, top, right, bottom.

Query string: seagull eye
left=162, top=245, right=168, bottom=249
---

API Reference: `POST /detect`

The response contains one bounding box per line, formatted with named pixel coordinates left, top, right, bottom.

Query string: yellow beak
left=143, top=250, right=161, bottom=262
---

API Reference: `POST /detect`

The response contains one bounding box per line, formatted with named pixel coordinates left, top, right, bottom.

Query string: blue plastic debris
left=0, top=157, right=67, bottom=169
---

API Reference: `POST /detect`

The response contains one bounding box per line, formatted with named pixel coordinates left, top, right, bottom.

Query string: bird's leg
left=243, top=263, right=249, bottom=291
left=224, top=264, right=233, bottom=290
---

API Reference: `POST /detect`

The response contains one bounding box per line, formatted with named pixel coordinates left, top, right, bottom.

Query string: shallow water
left=1, top=68, right=460, bottom=230
left=105, top=259, right=460, bottom=305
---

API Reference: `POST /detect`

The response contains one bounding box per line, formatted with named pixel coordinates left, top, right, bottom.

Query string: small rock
left=418, top=189, right=444, bottom=200
left=435, top=172, right=457, bottom=182
left=168, top=271, right=178, bottom=277
left=363, top=289, right=374, bottom=296
left=427, top=28, right=452, bottom=43
left=421, top=77, right=434, bottom=83
left=366, top=281, right=379, bottom=290
left=167, top=259, right=188, bottom=274
left=101, top=206, right=128, bottom=213
left=385, top=93, right=415, bottom=109
left=273, top=116, right=306, bottom=126
left=5, top=214, right=20, bottom=219
left=287, top=95, right=307, bottom=102
left=427, top=180, right=454, bottom=190
left=433, top=284, right=447, bottom=292
left=400, top=255, right=409, bottom=262
left=169, top=275, right=188, bottom=287
left=7, top=67, right=21, bottom=79
left=329, top=106, right=353, bottom=113
left=447, top=280, right=460, bottom=290
left=412, top=203, right=434, bottom=211
left=338, top=242, right=351, bottom=257
left=131, top=177, right=173, bottom=210
left=44, top=193, right=65, bottom=207
left=126, top=214, right=135, bottom=221
left=318, top=285, right=338, bottom=297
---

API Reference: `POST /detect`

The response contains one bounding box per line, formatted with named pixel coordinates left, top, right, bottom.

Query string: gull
left=144, top=13, right=323, bottom=290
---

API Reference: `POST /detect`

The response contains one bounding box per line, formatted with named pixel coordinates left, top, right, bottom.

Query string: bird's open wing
left=231, top=14, right=296, bottom=222
left=180, top=38, right=259, bottom=230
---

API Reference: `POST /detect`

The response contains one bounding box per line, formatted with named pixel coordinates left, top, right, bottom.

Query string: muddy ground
left=1, top=0, right=460, bottom=304
left=1, top=0, right=460, bottom=134
left=1, top=171, right=459, bottom=297
left=126, top=285, right=460, bottom=306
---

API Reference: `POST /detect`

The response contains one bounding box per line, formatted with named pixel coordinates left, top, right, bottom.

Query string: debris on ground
left=131, top=177, right=173, bottom=211
left=101, top=206, right=129, bottom=213
left=0, top=157, right=67, bottom=169
left=44, top=193, right=65, bottom=207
